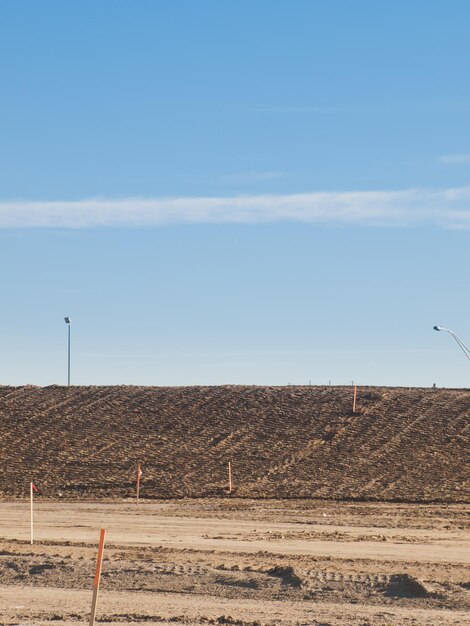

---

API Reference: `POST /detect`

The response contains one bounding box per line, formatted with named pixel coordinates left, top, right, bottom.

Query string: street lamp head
left=64, top=317, right=71, bottom=325
left=433, top=325, right=454, bottom=334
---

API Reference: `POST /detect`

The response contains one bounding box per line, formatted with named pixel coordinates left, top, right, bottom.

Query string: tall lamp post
left=433, top=325, right=470, bottom=361
left=64, top=317, right=72, bottom=385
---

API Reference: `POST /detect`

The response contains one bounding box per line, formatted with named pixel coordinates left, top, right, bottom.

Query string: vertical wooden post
left=89, top=528, right=106, bottom=626
left=228, top=461, right=233, bottom=494
left=353, top=385, right=357, bottom=413
left=136, top=463, right=142, bottom=503
left=30, top=482, right=34, bottom=545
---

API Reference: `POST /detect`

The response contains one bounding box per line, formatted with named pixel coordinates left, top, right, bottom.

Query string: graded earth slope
left=0, top=385, right=468, bottom=502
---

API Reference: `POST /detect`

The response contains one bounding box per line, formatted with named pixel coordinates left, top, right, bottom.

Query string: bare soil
left=0, top=385, right=469, bottom=503
left=1, top=499, right=469, bottom=625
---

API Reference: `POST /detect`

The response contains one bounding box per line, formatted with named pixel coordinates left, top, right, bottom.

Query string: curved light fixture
left=433, top=325, right=470, bottom=361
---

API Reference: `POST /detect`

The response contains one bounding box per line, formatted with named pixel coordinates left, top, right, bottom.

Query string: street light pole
left=433, top=325, right=470, bottom=361
left=64, top=317, right=72, bottom=385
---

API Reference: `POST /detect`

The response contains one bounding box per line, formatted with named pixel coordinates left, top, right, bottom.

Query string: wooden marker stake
left=228, top=461, right=233, bottom=494
left=136, top=463, right=142, bottom=502
left=353, top=385, right=357, bottom=413
left=30, top=482, right=34, bottom=545
left=89, top=528, right=106, bottom=626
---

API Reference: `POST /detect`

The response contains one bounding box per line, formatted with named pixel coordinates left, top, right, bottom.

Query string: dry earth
left=0, top=385, right=468, bottom=623
left=0, top=499, right=469, bottom=625
left=0, top=385, right=469, bottom=502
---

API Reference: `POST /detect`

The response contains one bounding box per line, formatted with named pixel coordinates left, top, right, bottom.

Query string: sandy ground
left=0, top=499, right=469, bottom=625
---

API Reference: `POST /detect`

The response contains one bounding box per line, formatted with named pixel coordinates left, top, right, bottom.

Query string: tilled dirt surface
left=0, top=499, right=469, bottom=625
left=1, top=385, right=469, bottom=503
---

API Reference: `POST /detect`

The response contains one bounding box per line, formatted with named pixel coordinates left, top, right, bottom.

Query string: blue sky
left=1, top=1, right=470, bottom=386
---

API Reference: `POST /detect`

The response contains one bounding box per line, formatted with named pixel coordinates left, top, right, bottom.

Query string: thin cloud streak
left=1, top=187, right=470, bottom=228
left=439, top=154, right=470, bottom=164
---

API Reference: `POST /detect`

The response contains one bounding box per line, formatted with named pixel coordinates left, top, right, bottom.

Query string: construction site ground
left=0, top=498, right=469, bottom=626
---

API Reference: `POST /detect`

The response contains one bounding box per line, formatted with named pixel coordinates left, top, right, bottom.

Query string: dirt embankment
left=0, top=385, right=468, bottom=502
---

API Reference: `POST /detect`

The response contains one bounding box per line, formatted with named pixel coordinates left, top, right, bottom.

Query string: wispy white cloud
left=439, top=154, right=470, bottom=164
left=1, top=186, right=470, bottom=228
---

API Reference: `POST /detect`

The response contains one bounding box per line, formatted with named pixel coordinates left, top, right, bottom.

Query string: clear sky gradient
left=1, top=1, right=469, bottom=387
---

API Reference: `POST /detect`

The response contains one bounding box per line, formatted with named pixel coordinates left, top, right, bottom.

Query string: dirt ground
left=2, top=385, right=469, bottom=504
left=0, top=499, right=469, bottom=625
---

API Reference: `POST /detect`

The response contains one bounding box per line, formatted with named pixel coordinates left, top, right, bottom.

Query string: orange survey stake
left=89, top=528, right=106, bottom=626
